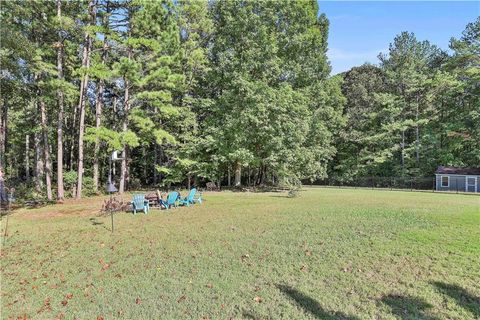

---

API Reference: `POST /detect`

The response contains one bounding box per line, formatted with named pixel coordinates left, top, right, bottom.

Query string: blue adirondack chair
left=178, top=188, right=203, bottom=206
left=131, top=194, right=149, bottom=214
left=164, top=191, right=179, bottom=209
left=158, top=197, right=168, bottom=209
left=193, top=191, right=202, bottom=204
left=178, top=188, right=196, bottom=206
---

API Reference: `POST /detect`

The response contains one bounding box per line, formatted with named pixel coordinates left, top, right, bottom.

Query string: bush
left=82, top=176, right=96, bottom=196
left=63, top=171, right=98, bottom=197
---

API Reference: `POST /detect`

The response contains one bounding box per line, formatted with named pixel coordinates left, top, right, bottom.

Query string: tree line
left=1, top=0, right=478, bottom=201
left=333, top=22, right=479, bottom=180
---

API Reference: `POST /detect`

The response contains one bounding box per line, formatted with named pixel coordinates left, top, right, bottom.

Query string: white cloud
left=328, top=47, right=388, bottom=75
left=328, top=47, right=387, bottom=61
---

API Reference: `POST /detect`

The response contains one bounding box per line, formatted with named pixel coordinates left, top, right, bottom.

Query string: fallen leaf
left=96, top=316, right=104, bottom=320
left=135, top=297, right=142, bottom=305
left=305, top=250, right=312, bottom=256
left=177, top=295, right=186, bottom=303
left=37, top=297, right=51, bottom=313
left=55, top=312, right=65, bottom=320
left=61, top=300, right=68, bottom=306
left=99, top=259, right=110, bottom=271
left=300, top=265, right=308, bottom=272
left=206, top=283, right=213, bottom=288
left=254, top=296, right=263, bottom=303
left=66, top=293, right=73, bottom=299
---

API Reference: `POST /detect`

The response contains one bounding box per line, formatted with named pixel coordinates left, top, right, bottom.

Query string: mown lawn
left=1, top=188, right=479, bottom=319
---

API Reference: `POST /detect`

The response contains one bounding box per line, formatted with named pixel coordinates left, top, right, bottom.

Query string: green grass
left=1, top=188, right=479, bottom=319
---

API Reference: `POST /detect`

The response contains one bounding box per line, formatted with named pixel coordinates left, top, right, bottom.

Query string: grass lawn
left=1, top=187, right=479, bottom=319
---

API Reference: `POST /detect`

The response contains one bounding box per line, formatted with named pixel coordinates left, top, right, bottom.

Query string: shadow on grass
left=431, top=281, right=480, bottom=318
left=242, top=310, right=259, bottom=319
left=221, top=186, right=291, bottom=193
left=380, top=294, right=439, bottom=320
left=89, top=217, right=104, bottom=225
left=277, top=284, right=359, bottom=319
left=89, top=217, right=111, bottom=231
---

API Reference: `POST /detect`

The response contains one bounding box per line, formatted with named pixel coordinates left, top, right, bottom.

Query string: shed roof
left=435, top=166, right=480, bottom=175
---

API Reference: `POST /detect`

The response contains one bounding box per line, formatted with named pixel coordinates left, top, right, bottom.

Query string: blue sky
left=318, top=1, right=480, bottom=74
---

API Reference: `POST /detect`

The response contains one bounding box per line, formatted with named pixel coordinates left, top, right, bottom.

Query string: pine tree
left=76, top=0, right=96, bottom=199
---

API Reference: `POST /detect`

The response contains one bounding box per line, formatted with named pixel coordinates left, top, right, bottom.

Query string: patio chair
left=131, top=194, right=149, bottom=214
left=178, top=188, right=196, bottom=206
left=164, top=191, right=179, bottom=209
left=179, top=188, right=203, bottom=206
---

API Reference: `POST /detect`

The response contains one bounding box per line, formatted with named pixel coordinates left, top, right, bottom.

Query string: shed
left=435, top=166, right=480, bottom=193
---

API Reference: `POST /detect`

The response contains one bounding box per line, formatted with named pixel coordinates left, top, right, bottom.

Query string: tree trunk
left=56, top=0, right=65, bottom=201
left=261, top=165, right=266, bottom=185
left=153, top=144, right=158, bottom=185
left=34, top=131, right=44, bottom=192
left=93, top=2, right=109, bottom=193
left=68, top=104, right=77, bottom=171
left=401, top=129, right=405, bottom=174
left=415, top=96, right=420, bottom=166
left=143, top=147, right=147, bottom=183
left=76, top=0, right=95, bottom=199
left=119, top=131, right=128, bottom=194
left=227, top=165, right=231, bottom=187
left=234, top=162, right=241, bottom=187
left=40, top=100, right=53, bottom=200
left=92, top=76, right=105, bottom=193
left=119, top=48, right=132, bottom=194
left=25, top=135, right=30, bottom=181
left=0, top=98, right=6, bottom=171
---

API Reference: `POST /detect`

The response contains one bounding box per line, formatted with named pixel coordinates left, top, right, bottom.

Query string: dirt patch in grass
left=14, top=196, right=107, bottom=219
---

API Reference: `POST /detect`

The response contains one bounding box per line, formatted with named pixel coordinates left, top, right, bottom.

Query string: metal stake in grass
left=107, top=150, right=123, bottom=233
left=107, top=181, right=117, bottom=233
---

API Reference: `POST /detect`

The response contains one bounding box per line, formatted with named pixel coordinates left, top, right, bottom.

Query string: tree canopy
left=1, top=1, right=478, bottom=199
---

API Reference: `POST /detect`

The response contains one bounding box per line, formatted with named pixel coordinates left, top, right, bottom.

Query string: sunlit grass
left=1, top=188, right=479, bottom=319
